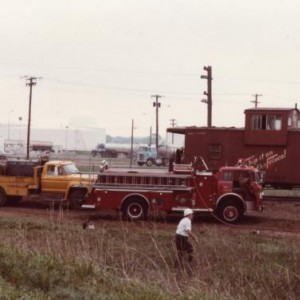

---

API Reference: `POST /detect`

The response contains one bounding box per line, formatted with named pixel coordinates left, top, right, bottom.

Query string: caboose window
left=251, top=114, right=282, bottom=130
left=251, top=115, right=262, bottom=130
left=208, top=144, right=222, bottom=159
left=266, top=115, right=282, bottom=130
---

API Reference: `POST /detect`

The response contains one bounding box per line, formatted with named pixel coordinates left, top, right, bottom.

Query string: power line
left=30, top=77, right=300, bottom=100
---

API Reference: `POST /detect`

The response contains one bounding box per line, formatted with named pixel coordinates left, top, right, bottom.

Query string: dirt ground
left=0, top=199, right=300, bottom=238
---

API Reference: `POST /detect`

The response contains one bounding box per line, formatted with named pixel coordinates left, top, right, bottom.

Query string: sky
left=0, top=0, right=300, bottom=138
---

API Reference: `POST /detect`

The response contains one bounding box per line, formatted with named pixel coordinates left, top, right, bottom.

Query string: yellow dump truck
left=0, top=157, right=96, bottom=209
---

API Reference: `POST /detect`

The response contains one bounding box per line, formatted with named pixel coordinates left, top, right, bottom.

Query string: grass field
left=0, top=210, right=299, bottom=300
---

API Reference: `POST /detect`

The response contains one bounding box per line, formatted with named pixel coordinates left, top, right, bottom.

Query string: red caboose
left=168, top=106, right=300, bottom=189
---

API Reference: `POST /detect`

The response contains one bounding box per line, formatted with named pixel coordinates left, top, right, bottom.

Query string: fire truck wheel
left=217, top=200, right=243, bottom=224
left=0, top=189, right=7, bottom=207
left=123, top=199, right=147, bottom=221
left=69, top=190, right=87, bottom=210
left=146, top=159, right=153, bottom=167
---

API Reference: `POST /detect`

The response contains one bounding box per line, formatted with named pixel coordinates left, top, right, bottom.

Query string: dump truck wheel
left=69, top=190, right=87, bottom=210
left=0, top=189, right=7, bottom=207
left=217, top=200, right=243, bottom=224
left=123, top=199, right=147, bottom=221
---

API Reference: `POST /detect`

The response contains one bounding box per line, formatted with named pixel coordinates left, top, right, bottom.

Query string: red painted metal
left=167, top=107, right=300, bottom=188
left=84, top=162, right=263, bottom=223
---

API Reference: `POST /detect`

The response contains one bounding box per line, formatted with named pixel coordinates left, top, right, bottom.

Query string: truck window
left=238, top=172, right=250, bottom=185
left=47, top=165, right=59, bottom=176
left=58, top=166, right=63, bottom=175
left=62, top=163, right=79, bottom=175
left=253, top=170, right=263, bottom=183
left=139, top=146, right=148, bottom=151
left=222, top=171, right=233, bottom=181
left=47, top=166, right=55, bottom=175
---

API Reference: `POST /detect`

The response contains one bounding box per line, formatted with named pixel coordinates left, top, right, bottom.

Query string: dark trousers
left=175, top=234, right=194, bottom=265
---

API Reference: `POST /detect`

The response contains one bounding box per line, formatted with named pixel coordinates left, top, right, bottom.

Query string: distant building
left=0, top=123, right=105, bottom=153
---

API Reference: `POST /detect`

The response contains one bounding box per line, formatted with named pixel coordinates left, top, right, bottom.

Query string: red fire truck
left=83, top=159, right=263, bottom=223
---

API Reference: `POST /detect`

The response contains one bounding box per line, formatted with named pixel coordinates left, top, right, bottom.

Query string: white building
left=0, top=123, right=105, bottom=153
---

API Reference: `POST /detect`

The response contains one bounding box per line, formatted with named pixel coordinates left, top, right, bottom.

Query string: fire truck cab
left=83, top=160, right=263, bottom=224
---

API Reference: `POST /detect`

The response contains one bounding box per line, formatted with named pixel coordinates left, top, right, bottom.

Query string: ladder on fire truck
left=94, top=166, right=193, bottom=190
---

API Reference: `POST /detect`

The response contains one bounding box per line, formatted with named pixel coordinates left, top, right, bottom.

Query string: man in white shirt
left=175, top=208, right=198, bottom=267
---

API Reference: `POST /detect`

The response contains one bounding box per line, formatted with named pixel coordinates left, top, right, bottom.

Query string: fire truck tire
left=0, top=189, right=7, bottom=207
left=146, top=159, right=153, bottom=167
left=69, top=189, right=87, bottom=210
left=122, top=199, right=147, bottom=221
left=217, top=200, right=243, bottom=224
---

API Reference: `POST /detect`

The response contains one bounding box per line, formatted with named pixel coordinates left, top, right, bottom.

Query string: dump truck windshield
left=63, top=163, right=79, bottom=175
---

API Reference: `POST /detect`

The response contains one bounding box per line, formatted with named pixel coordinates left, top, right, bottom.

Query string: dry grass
left=0, top=209, right=299, bottom=299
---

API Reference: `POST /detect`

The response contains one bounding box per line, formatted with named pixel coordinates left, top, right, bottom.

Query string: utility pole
left=8, top=110, right=14, bottom=140
left=23, top=76, right=41, bottom=159
left=170, top=118, right=177, bottom=144
left=130, top=119, right=134, bottom=168
left=200, top=66, right=213, bottom=127
left=251, top=94, right=262, bottom=108
left=18, top=116, right=23, bottom=142
left=65, top=125, right=69, bottom=150
left=149, top=126, right=152, bottom=146
left=151, top=94, right=163, bottom=151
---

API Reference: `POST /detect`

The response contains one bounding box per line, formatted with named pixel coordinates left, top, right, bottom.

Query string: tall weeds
left=0, top=213, right=299, bottom=299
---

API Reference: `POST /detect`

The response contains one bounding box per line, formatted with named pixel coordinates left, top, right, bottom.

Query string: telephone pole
left=130, top=119, right=134, bottom=168
left=22, top=76, right=41, bottom=159
left=151, top=94, right=163, bottom=151
left=170, top=118, right=177, bottom=144
left=200, top=66, right=213, bottom=127
left=251, top=94, right=262, bottom=108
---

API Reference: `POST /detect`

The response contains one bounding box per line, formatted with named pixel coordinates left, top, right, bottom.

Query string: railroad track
left=263, top=196, right=300, bottom=202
